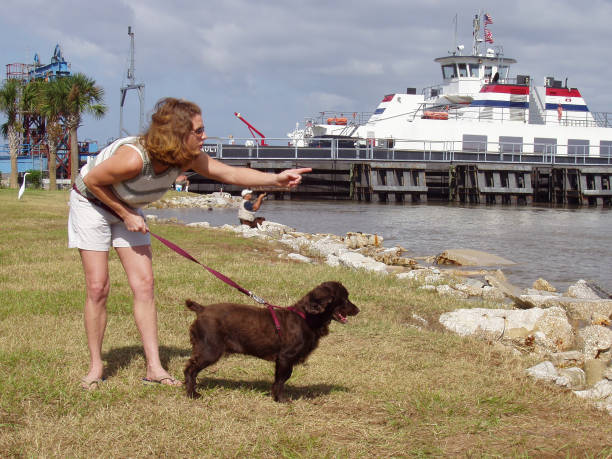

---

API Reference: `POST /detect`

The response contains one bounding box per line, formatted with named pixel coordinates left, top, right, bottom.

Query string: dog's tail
left=185, top=299, right=205, bottom=314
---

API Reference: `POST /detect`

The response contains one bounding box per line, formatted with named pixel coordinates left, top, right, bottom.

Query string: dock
left=188, top=145, right=612, bottom=207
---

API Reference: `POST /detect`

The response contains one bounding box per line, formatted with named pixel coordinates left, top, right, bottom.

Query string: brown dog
left=184, top=281, right=359, bottom=402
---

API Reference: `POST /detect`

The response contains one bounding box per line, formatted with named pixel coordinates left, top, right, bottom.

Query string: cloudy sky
left=1, top=0, right=611, bottom=146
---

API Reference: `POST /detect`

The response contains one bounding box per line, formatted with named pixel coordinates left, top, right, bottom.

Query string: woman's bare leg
left=80, top=249, right=110, bottom=387
left=115, top=245, right=181, bottom=385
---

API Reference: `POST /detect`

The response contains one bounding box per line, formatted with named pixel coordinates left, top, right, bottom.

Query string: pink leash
left=148, top=231, right=306, bottom=335
left=73, top=186, right=305, bottom=335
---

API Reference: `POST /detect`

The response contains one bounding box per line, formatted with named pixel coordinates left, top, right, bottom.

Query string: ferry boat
left=287, top=12, right=612, bottom=163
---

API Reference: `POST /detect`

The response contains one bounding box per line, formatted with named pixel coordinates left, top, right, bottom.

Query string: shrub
left=25, top=169, right=42, bottom=188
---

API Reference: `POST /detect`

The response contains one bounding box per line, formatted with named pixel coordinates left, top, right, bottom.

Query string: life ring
left=422, top=111, right=449, bottom=120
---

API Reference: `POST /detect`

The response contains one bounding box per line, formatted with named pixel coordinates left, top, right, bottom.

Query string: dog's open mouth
left=333, top=312, right=348, bottom=323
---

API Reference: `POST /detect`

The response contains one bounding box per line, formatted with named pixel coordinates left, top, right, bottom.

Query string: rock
left=516, top=294, right=612, bottom=323
left=485, top=274, right=533, bottom=309
left=337, top=252, right=388, bottom=274
left=436, top=285, right=469, bottom=299
left=558, top=298, right=612, bottom=323
left=439, top=306, right=574, bottom=352
left=454, top=278, right=486, bottom=296
left=532, top=278, right=557, bottom=292
left=435, top=249, right=515, bottom=267
left=186, top=221, right=210, bottom=228
left=287, top=253, right=312, bottom=263
left=372, top=247, right=418, bottom=267
left=526, top=361, right=558, bottom=382
left=482, top=286, right=506, bottom=302
left=424, top=274, right=443, bottom=284
left=257, top=221, right=295, bottom=237
left=573, top=379, right=612, bottom=403
left=343, top=232, right=383, bottom=249
left=577, top=325, right=612, bottom=360
left=556, top=367, right=586, bottom=389
left=534, top=307, right=576, bottom=351
left=584, top=359, right=608, bottom=387
left=547, top=350, right=585, bottom=368
left=310, top=237, right=349, bottom=258
left=325, top=254, right=340, bottom=267
left=396, top=268, right=441, bottom=282
left=566, top=279, right=602, bottom=300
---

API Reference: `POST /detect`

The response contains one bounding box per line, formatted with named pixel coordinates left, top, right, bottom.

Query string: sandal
left=142, top=377, right=182, bottom=387
left=81, top=377, right=105, bottom=391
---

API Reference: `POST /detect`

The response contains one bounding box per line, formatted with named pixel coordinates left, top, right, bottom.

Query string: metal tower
left=119, top=26, right=145, bottom=137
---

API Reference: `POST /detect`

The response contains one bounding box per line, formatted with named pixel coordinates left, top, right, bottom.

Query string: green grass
left=1, top=189, right=611, bottom=457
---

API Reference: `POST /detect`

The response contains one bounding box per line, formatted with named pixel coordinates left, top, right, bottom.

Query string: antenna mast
left=119, top=26, right=145, bottom=137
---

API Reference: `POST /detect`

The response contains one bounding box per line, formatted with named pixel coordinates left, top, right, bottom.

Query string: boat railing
left=201, top=137, right=612, bottom=166
left=305, top=111, right=373, bottom=126
left=592, top=112, right=612, bottom=128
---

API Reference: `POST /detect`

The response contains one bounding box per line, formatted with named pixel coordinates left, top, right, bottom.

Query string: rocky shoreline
left=145, top=192, right=612, bottom=416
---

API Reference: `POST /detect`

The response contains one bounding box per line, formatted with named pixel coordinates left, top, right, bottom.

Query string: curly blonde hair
left=141, top=98, right=202, bottom=166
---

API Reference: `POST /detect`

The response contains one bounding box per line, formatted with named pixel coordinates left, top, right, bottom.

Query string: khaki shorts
left=68, top=190, right=150, bottom=251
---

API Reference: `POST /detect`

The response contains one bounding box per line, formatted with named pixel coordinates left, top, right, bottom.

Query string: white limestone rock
left=526, top=361, right=558, bottom=382
left=287, top=253, right=312, bottom=263
left=566, top=279, right=602, bottom=300
left=337, top=252, right=388, bottom=274
left=439, top=306, right=573, bottom=351
left=577, top=325, right=612, bottom=360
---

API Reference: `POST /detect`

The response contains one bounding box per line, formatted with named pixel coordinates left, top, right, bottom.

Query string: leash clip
left=249, top=292, right=266, bottom=304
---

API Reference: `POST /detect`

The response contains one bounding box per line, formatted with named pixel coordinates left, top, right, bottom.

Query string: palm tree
left=0, top=78, right=23, bottom=189
left=61, top=74, right=106, bottom=184
left=31, top=79, right=67, bottom=191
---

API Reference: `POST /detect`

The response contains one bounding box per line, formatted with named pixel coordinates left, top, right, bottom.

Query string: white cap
left=241, top=189, right=253, bottom=197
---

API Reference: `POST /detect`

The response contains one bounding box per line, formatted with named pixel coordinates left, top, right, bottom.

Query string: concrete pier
left=188, top=158, right=612, bottom=207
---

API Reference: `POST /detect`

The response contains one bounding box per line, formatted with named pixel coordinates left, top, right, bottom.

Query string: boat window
left=498, top=65, right=509, bottom=79
left=442, top=64, right=457, bottom=79
left=463, top=134, right=487, bottom=152
left=468, top=64, right=480, bottom=78
left=600, top=140, right=612, bottom=157
left=534, top=137, right=557, bottom=155
left=458, top=63, right=468, bottom=77
left=484, top=66, right=493, bottom=80
left=568, top=139, right=589, bottom=156
left=499, top=136, right=523, bottom=153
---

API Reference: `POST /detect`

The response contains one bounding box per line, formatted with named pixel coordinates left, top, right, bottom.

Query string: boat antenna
left=472, top=11, right=481, bottom=55
left=453, top=14, right=458, bottom=54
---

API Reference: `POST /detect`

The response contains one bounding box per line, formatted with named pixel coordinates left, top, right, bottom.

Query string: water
left=146, top=201, right=612, bottom=292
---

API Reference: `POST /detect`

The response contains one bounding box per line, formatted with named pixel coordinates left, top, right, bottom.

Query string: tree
left=0, top=78, right=23, bottom=189
left=30, top=79, right=67, bottom=191
left=61, top=74, right=106, bottom=184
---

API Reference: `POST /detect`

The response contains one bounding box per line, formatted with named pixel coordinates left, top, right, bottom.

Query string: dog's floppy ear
left=304, top=284, right=335, bottom=314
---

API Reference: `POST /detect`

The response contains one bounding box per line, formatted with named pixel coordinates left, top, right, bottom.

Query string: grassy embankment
left=1, top=189, right=611, bottom=457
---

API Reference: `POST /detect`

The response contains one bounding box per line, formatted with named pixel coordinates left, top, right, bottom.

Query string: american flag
left=484, top=28, right=494, bottom=43
left=484, top=13, right=493, bottom=25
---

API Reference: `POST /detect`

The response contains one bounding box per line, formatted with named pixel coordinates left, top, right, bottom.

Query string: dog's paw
left=273, top=393, right=289, bottom=403
left=186, top=390, right=202, bottom=399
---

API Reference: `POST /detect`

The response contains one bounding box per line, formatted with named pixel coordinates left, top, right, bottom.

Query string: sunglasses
left=192, top=126, right=205, bottom=135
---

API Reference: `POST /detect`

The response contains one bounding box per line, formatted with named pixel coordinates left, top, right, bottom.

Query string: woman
left=69, top=98, right=310, bottom=390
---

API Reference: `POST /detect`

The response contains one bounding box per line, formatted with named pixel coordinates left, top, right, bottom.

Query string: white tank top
left=75, top=137, right=182, bottom=208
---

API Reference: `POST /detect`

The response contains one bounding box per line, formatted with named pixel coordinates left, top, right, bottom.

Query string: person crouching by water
left=69, top=97, right=311, bottom=390
left=238, top=189, right=266, bottom=228
left=174, top=174, right=189, bottom=192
